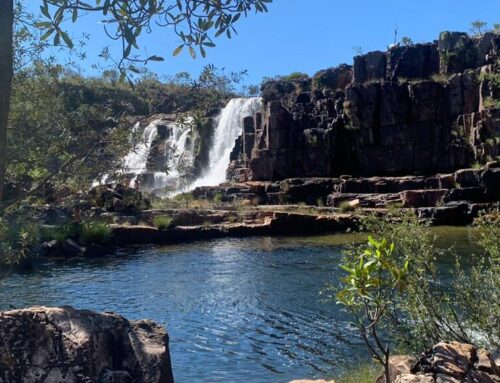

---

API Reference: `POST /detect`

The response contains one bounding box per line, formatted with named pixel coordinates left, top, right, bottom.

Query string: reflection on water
left=0, top=228, right=480, bottom=383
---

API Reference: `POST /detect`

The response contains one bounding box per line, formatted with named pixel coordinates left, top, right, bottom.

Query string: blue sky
left=34, top=0, right=499, bottom=86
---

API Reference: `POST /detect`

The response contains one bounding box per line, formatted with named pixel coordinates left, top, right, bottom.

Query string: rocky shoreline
left=1, top=306, right=498, bottom=383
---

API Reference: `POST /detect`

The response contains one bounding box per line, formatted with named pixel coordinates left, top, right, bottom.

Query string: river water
left=0, top=228, right=480, bottom=382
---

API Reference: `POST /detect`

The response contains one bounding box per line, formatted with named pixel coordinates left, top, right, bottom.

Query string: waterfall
left=98, top=97, right=261, bottom=194
left=114, top=117, right=195, bottom=192
left=192, top=97, right=262, bottom=188
left=123, top=121, right=159, bottom=175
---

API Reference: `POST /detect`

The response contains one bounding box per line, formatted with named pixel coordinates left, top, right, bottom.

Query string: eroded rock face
left=0, top=306, right=174, bottom=383
left=228, top=31, right=500, bottom=182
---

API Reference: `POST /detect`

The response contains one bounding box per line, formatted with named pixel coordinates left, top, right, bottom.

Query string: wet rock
left=0, top=306, right=174, bottom=383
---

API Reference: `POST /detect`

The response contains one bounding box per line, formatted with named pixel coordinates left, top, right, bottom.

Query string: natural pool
left=0, top=227, right=480, bottom=383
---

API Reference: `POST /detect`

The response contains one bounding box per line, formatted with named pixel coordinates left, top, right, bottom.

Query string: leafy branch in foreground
left=334, top=211, right=500, bottom=378
left=36, top=0, right=272, bottom=76
left=335, top=236, right=409, bottom=383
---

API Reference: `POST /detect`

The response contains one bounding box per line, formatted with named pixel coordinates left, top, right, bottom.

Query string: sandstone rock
left=0, top=306, right=174, bottom=383
left=400, top=189, right=448, bottom=208
left=383, top=342, right=500, bottom=383
left=477, top=349, right=500, bottom=376
left=435, top=374, right=461, bottom=383
left=394, top=373, right=435, bottom=383
left=376, top=355, right=417, bottom=383
left=431, top=341, right=475, bottom=378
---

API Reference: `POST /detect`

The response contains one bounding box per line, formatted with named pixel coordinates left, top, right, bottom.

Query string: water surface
left=0, top=228, right=479, bottom=383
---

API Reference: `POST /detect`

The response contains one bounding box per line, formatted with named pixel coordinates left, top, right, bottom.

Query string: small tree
left=336, top=236, right=409, bottom=383
left=401, top=36, right=413, bottom=47
left=470, top=20, right=488, bottom=36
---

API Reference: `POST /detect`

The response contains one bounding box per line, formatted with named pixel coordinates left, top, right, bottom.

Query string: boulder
left=0, top=306, right=174, bottom=383
left=389, top=341, right=500, bottom=383
left=375, top=355, right=417, bottom=383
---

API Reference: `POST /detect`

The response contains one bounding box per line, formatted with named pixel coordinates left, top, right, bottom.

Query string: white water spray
left=192, top=97, right=261, bottom=188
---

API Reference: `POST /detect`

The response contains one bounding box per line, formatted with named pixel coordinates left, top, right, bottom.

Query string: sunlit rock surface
left=0, top=306, right=174, bottom=383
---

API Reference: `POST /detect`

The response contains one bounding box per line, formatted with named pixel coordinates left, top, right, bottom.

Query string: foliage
left=35, top=0, right=272, bottom=77
left=283, top=72, right=309, bottom=81
left=479, top=72, right=500, bottom=87
left=0, top=215, right=39, bottom=268
left=41, top=219, right=112, bottom=246
left=335, top=236, right=409, bottom=383
left=78, top=220, right=112, bottom=245
left=483, top=97, right=500, bottom=109
left=337, top=363, right=380, bottom=383
left=339, top=201, right=355, bottom=213
left=212, top=192, right=223, bottom=204
left=358, top=212, right=499, bottom=351
left=400, top=37, right=413, bottom=46
left=470, top=20, right=488, bottom=36
left=153, top=215, right=173, bottom=231
left=453, top=210, right=500, bottom=348
left=5, top=63, right=131, bottom=203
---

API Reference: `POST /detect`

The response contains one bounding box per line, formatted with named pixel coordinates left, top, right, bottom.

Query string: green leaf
left=35, top=22, right=52, bottom=28
left=148, top=55, right=164, bottom=61
left=189, top=46, right=196, bottom=59
left=60, top=31, right=74, bottom=49
left=172, top=45, right=184, bottom=56
left=40, top=28, right=54, bottom=41
left=40, top=4, right=51, bottom=19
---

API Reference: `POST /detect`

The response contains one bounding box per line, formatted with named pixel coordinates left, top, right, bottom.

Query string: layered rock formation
left=195, top=161, right=500, bottom=224
left=0, top=306, right=174, bottom=383
left=228, top=31, right=500, bottom=182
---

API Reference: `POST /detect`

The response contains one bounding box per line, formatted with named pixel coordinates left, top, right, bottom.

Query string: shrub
left=212, top=192, right=223, bottom=204
left=0, top=218, right=39, bottom=268
left=153, top=216, right=173, bottom=231
left=335, top=235, right=409, bottom=383
left=283, top=72, right=309, bottom=81
left=78, top=220, right=112, bottom=245
left=339, top=201, right=355, bottom=213
left=337, top=363, right=380, bottom=383
left=358, top=211, right=499, bottom=351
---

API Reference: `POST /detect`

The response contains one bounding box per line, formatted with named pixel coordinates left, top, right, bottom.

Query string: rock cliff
left=228, top=31, right=500, bottom=181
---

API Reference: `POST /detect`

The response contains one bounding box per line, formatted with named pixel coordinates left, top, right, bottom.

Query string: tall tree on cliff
left=0, top=0, right=271, bottom=204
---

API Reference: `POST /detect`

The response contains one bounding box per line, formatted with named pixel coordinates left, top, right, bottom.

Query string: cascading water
left=122, top=120, right=159, bottom=176
left=192, top=97, right=262, bottom=188
left=100, top=97, right=261, bottom=195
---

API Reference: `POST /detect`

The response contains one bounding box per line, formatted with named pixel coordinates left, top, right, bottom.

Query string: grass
left=483, top=97, right=500, bottom=109
left=41, top=220, right=112, bottom=246
left=339, top=201, right=356, bottom=213
left=79, top=221, right=112, bottom=245
left=153, top=216, right=173, bottom=231
left=336, top=363, right=380, bottom=383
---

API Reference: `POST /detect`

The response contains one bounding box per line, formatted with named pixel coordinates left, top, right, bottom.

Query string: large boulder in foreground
left=0, top=306, right=174, bottom=383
